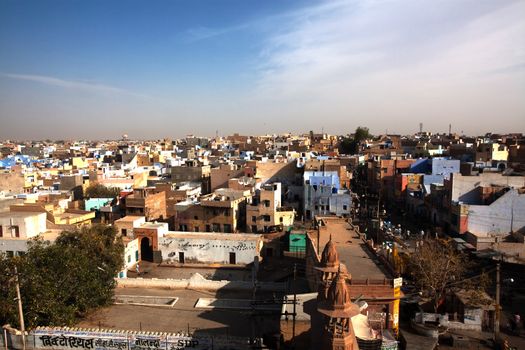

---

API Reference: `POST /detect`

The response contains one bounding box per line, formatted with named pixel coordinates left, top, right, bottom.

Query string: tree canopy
left=407, top=239, right=466, bottom=312
left=338, top=126, right=372, bottom=154
left=0, top=225, right=124, bottom=328
left=84, top=183, right=121, bottom=199
left=353, top=126, right=371, bottom=142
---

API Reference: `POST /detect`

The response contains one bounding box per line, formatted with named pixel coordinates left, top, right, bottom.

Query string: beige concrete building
left=125, top=187, right=167, bottom=221
left=171, top=160, right=211, bottom=194
left=210, top=163, right=244, bottom=191
left=246, top=183, right=295, bottom=233
left=173, top=189, right=251, bottom=233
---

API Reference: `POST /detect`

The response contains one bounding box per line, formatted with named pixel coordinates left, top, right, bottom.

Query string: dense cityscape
left=1, top=0, right=525, bottom=350
left=0, top=129, right=524, bottom=350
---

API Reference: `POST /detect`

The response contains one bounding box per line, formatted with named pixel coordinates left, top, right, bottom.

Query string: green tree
left=0, top=224, right=124, bottom=328
left=84, top=183, right=121, bottom=199
left=338, top=127, right=372, bottom=154
left=353, top=126, right=371, bottom=142
left=338, top=137, right=358, bottom=154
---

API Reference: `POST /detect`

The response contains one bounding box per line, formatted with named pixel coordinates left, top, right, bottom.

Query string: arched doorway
left=140, top=237, right=153, bottom=262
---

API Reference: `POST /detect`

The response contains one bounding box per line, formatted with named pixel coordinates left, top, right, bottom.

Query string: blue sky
left=0, top=0, right=524, bottom=139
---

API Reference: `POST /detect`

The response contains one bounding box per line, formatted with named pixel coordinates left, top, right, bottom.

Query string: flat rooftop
left=312, top=217, right=391, bottom=280
left=77, top=288, right=281, bottom=337
left=0, top=211, right=45, bottom=219
left=114, top=215, right=145, bottom=223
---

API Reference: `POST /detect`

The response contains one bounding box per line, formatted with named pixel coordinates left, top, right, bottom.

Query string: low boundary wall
left=116, top=273, right=286, bottom=292
left=1, top=325, right=262, bottom=350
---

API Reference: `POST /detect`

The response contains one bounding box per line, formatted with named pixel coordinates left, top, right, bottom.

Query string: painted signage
left=32, top=330, right=213, bottom=350
left=392, top=277, right=403, bottom=289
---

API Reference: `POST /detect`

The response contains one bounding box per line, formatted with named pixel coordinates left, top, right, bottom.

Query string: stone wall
left=116, top=273, right=286, bottom=292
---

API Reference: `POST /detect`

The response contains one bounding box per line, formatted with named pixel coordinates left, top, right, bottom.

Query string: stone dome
left=320, top=237, right=339, bottom=268
left=318, top=270, right=360, bottom=318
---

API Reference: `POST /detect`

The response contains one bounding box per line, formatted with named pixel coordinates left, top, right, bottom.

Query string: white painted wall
left=0, top=238, right=28, bottom=255
left=159, top=233, right=262, bottom=265
left=467, top=189, right=525, bottom=235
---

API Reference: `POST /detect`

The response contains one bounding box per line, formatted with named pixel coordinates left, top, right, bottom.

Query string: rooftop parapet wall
left=116, top=273, right=285, bottom=292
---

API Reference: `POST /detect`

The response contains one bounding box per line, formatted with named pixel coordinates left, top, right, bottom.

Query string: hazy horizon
left=1, top=0, right=524, bottom=140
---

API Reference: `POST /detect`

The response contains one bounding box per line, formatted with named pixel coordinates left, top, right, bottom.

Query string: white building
left=159, top=232, right=263, bottom=265
left=0, top=211, right=48, bottom=256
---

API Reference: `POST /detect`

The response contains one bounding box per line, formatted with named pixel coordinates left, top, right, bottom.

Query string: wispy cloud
left=250, top=0, right=525, bottom=133
left=182, top=2, right=347, bottom=43
left=1, top=72, right=152, bottom=98
left=184, top=23, right=250, bottom=42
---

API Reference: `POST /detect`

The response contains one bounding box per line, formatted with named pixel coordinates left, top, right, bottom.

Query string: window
left=251, top=225, right=257, bottom=232
left=264, top=200, right=270, bottom=207
left=0, top=225, right=2, bottom=238
left=279, top=217, right=284, bottom=223
left=194, top=215, right=199, bottom=220
left=343, top=205, right=348, bottom=210
left=252, top=216, right=257, bottom=222
left=194, top=226, right=200, bottom=232
left=224, top=224, right=232, bottom=233
left=212, top=223, right=221, bottom=232
left=206, top=225, right=211, bottom=232
left=263, top=215, right=271, bottom=222
left=122, top=228, right=127, bottom=236
left=6, top=251, right=14, bottom=258
left=127, top=255, right=131, bottom=263
left=13, top=226, right=20, bottom=238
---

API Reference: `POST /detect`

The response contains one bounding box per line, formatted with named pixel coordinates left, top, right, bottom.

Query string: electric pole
left=292, top=263, right=297, bottom=341
left=14, top=266, right=26, bottom=350
left=494, top=260, right=501, bottom=341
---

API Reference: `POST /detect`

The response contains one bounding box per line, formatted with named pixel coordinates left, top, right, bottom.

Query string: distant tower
left=449, top=124, right=452, bottom=136
left=122, top=133, right=129, bottom=141
left=419, top=123, right=423, bottom=134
